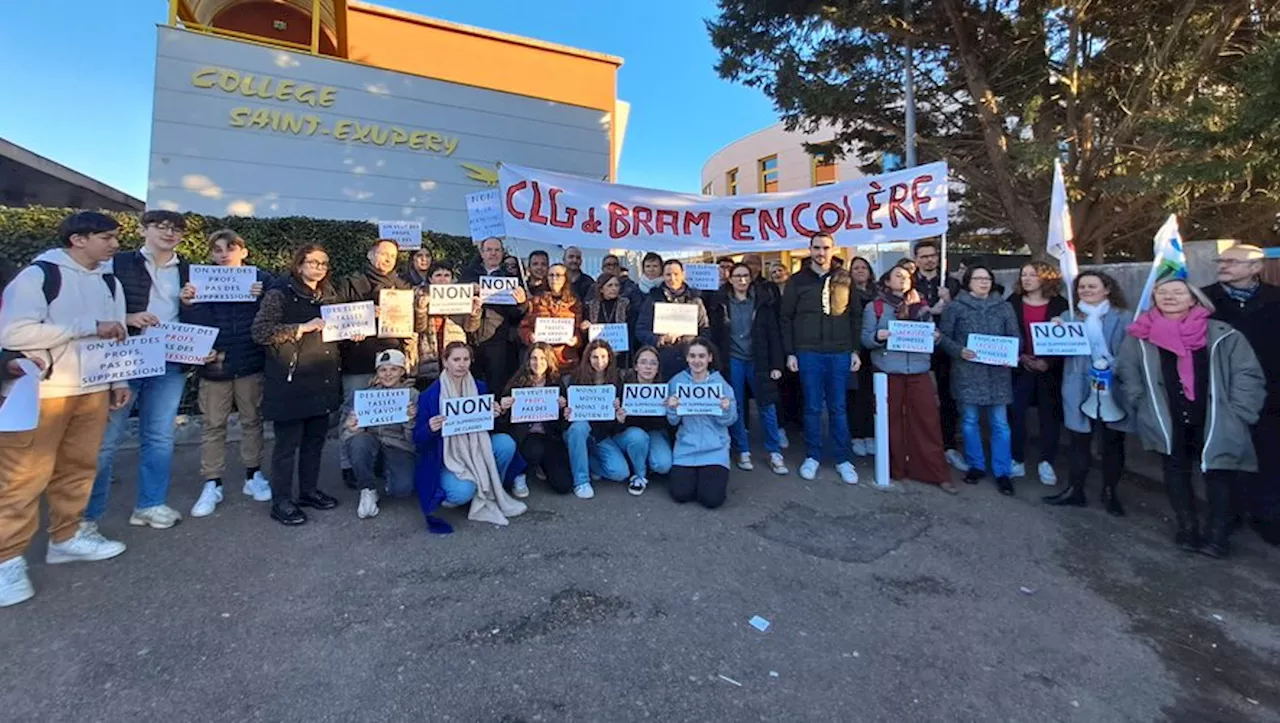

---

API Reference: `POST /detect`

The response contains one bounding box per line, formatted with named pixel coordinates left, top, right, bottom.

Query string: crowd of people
left=0, top=210, right=1274, bottom=608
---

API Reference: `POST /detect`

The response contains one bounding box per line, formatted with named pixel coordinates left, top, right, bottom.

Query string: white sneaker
left=628, top=476, right=648, bottom=496
left=945, top=449, right=970, bottom=472
left=0, top=557, right=34, bottom=607
left=778, top=430, right=790, bottom=449
left=129, top=505, right=182, bottom=529
left=512, top=474, right=530, bottom=499
left=1038, top=461, right=1058, bottom=485
left=191, top=480, right=223, bottom=518
left=242, top=472, right=272, bottom=502
left=799, top=458, right=819, bottom=480
left=864, top=438, right=878, bottom=455
left=46, top=522, right=126, bottom=564
left=769, top=453, right=789, bottom=475
left=737, top=453, right=754, bottom=471
left=574, top=482, right=595, bottom=500
left=852, top=438, right=868, bottom=457
left=1010, top=462, right=1026, bottom=479
left=837, top=461, right=860, bottom=485
left=357, top=489, right=380, bottom=519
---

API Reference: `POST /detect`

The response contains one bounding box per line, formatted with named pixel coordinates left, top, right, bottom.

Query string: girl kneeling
left=665, top=339, right=737, bottom=509
left=498, top=343, right=574, bottom=497
left=564, top=340, right=650, bottom=499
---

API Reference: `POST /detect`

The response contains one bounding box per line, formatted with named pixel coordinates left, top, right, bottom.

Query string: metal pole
left=903, top=0, right=917, bottom=168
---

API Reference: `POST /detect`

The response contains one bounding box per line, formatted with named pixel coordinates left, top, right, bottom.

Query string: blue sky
left=0, top=0, right=779, bottom=199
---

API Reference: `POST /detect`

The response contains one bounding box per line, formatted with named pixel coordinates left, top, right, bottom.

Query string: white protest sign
left=674, top=382, right=724, bottom=416
left=479, top=276, right=519, bottom=305
left=441, top=394, right=495, bottom=437
left=354, top=388, right=411, bottom=427
left=568, top=385, right=616, bottom=422
left=622, top=383, right=668, bottom=417
left=378, top=220, right=422, bottom=250
left=378, top=289, right=415, bottom=338
left=886, top=321, right=935, bottom=354
left=0, top=359, right=41, bottom=432
left=466, top=189, right=506, bottom=242
left=1031, top=322, right=1090, bottom=356
left=151, top=323, right=219, bottom=365
left=321, top=301, right=377, bottom=342
left=534, top=317, right=577, bottom=345
left=968, top=334, right=1020, bottom=366
left=190, top=265, right=257, bottom=302
left=588, top=323, right=630, bottom=352
left=429, top=284, right=474, bottom=315
left=684, top=263, right=721, bottom=291
left=652, top=303, right=699, bottom=338
left=79, top=335, right=166, bottom=387
left=510, top=386, right=560, bottom=424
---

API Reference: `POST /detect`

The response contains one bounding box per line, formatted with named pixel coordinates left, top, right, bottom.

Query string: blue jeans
left=727, top=357, right=782, bottom=456
left=961, top=403, right=1012, bottom=477
left=565, top=422, right=650, bottom=486
left=796, top=351, right=852, bottom=464
left=647, top=429, right=673, bottom=475
left=440, top=432, right=516, bottom=505
left=345, top=432, right=416, bottom=497
left=87, top=366, right=188, bottom=520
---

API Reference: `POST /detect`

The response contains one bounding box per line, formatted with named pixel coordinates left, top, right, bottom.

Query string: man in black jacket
left=563, top=246, right=595, bottom=302
left=459, top=237, right=528, bottom=394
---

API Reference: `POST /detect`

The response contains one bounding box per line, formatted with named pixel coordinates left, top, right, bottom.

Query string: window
left=811, top=145, right=838, bottom=186
left=702, top=181, right=713, bottom=196
left=758, top=155, right=779, bottom=193
left=726, top=168, right=739, bottom=196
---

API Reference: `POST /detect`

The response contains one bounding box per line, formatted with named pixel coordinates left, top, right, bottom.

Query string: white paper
left=622, top=383, right=667, bottom=417
left=534, top=317, right=577, bottom=345
left=1030, top=322, right=1090, bottom=356
left=466, top=189, right=506, bottom=242
left=441, top=394, right=495, bottom=437
left=968, top=334, right=1020, bottom=366
left=321, top=301, right=377, bottom=342
left=886, top=321, right=935, bottom=354
left=377, top=289, right=415, bottom=338
left=354, top=388, right=411, bottom=427
left=479, top=276, right=519, bottom=305
left=674, top=382, right=725, bottom=416
left=190, top=265, right=257, bottom=302
left=652, top=303, right=699, bottom=338
left=428, top=283, right=474, bottom=315
left=588, top=323, right=630, bottom=352
left=510, top=386, right=560, bottom=424
left=683, top=263, right=721, bottom=292
left=150, top=323, right=219, bottom=365
left=79, top=335, right=166, bottom=387
left=379, top=220, right=422, bottom=250
left=0, top=359, right=41, bottom=432
left=568, top=384, right=616, bottom=422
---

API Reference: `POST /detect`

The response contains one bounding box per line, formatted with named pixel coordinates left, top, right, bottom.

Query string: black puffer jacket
left=251, top=276, right=344, bottom=422
left=780, top=265, right=862, bottom=356
left=339, top=264, right=412, bottom=375
left=186, top=268, right=274, bottom=381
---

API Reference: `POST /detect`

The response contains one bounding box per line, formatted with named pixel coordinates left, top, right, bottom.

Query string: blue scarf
left=1222, top=281, right=1259, bottom=304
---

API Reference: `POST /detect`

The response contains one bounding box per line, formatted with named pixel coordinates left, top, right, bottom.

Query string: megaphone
left=1082, top=358, right=1126, bottom=423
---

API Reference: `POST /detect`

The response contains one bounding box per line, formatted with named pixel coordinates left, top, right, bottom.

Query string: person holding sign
left=459, top=238, right=528, bottom=396
left=406, top=248, right=433, bottom=288
left=497, top=343, right=572, bottom=498
left=665, top=339, right=736, bottom=509
left=519, top=263, right=583, bottom=369
left=411, top=264, right=482, bottom=389
left=621, top=346, right=675, bottom=494
left=938, top=265, right=1020, bottom=494
left=1009, top=263, right=1070, bottom=487
left=252, top=244, right=347, bottom=526
left=0, top=212, right=130, bottom=607
left=584, top=271, right=635, bottom=367
left=564, top=341, right=650, bottom=499
left=861, top=266, right=953, bottom=492
left=340, top=350, right=419, bottom=521
left=414, top=343, right=525, bottom=532
left=636, top=259, right=710, bottom=379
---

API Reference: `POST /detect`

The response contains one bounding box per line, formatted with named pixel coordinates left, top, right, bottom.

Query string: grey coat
left=861, top=302, right=934, bottom=375
left=1115, top=320, right=1266, bottom=472
left=1061, top=307, right=1135, bottom=434
left=938, top=292, right=1019, bottom=405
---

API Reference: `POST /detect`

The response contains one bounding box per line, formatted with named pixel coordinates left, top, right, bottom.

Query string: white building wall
left=700, top=122, right=864, bottom=196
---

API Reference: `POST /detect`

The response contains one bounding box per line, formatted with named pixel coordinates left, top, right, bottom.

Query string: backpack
left=33, top=260, right=118, bottom=305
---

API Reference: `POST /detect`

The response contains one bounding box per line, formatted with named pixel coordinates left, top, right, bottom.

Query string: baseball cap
left=375, top=349, right=407, bottom=371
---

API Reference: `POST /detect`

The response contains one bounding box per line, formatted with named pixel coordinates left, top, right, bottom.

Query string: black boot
left=271, top=500, right=307, bottom=526
left=1200, top=478, right=1232, bottom=559
left=1100, top=482, right=1125, bottom=517
left=1043, top=477, right=1086, bottom=506
left=997, top=476, right=1014, bottom=496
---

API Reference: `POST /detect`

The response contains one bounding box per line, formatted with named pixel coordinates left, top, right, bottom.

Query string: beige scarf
left=440, top=372, right=527, bottom=526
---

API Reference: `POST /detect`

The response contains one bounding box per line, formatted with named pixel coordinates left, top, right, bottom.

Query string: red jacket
left=518, top=289, right=583, bottom=369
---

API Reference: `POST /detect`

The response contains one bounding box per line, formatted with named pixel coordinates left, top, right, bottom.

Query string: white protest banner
left=79, top=335, right=166, bottom=387
left=588, top=323, right=630, bottom=352
left=510, top=386, right=560, bottom=424
left=674, top=383, right=725, bottom=416
left=321, top=301, right=377, bottom=342
left=534, top=317, right=576, bottom=345
left=0, top=359, right=41, bottom=432
left=886, top=321, right=935, bottom=354
left=1030, top=322, right=1090, bottom=356
left=429, top=284, right=474, bottom=315
left=378, top=289, right=415, bottom=338
left=378, top=220, right=422, bottom=250
left=354, top=388, right=411, bottom=427
left=466, top=189, right=506, bottom=242
left=568, top=385, right=616, bottom=422
left=151, top=323, right=219, bottom=365
left=622, top=383, right=667, bottom=417
left=189, top=265, right=257, bottom=302
left=441, top=394, right=495, bottom=437
left=968, top=334, right=1020, bottom=367
left=684, top=263, right=720, bottom=291
left=479, top=276, right=519, bottom=305
left=500, top=161, right=949, bottom=252
left=652, top=303, right=699, bottom=338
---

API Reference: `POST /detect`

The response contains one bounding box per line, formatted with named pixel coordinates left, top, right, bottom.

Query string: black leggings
left=669, top=465, right=729, bottom=509
left=271, top=414, right=328, bottom=502
left=518, top=433, right=574, bottom=495
left=1067, top=421, right=1125, bottom=490
left=1164, top=424, right=1234, bottom=539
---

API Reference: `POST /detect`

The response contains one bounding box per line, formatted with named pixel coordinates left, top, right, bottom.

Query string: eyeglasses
left=731, top=274, right=752, bottom=280
left=547, top=272, right=566, bottom=278
left=1214, top=258, right=1257, bottom=266
left=303, top=260, right=330, bottom=268
left=970, top=276, right=993, bottom=282
left=150, top=224, right=182, bottom=234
